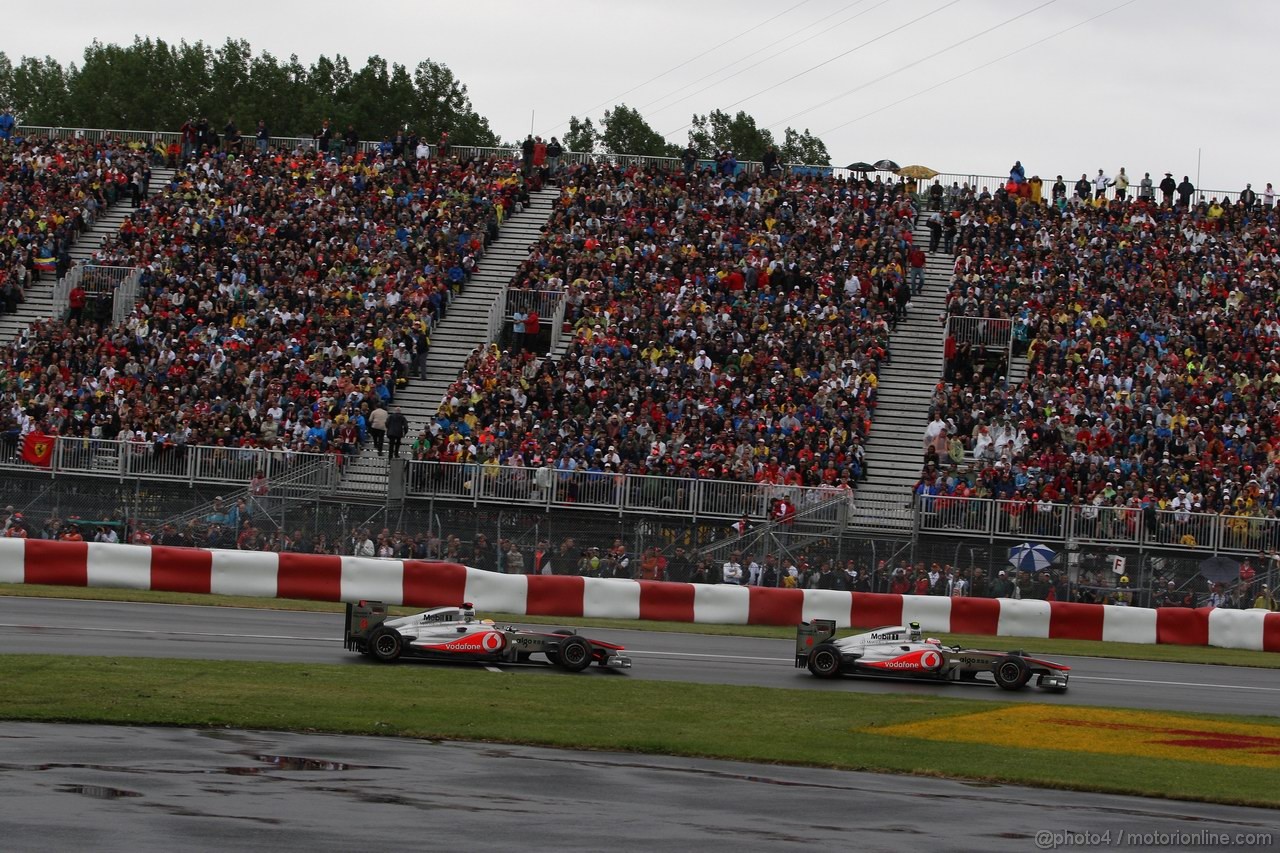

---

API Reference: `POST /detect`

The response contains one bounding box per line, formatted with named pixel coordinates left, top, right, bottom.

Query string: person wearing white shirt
left=1093, top=169, right=1112, bottom=199
left=745, top=556, right=763, bottom=586
left=722, top=554, right=744, bottom=585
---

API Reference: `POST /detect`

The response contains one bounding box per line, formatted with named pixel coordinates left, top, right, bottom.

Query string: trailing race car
left=344, top=601, right=632, bottom=672
left=795, top=620, right=1069, bottom=692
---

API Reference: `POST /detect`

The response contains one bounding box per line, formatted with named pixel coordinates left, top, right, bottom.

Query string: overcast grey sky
left=3, top=0, right=1270, bottom=191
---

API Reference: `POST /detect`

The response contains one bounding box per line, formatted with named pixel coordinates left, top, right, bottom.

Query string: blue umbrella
left=1009, top=542, right=1055, bottom=573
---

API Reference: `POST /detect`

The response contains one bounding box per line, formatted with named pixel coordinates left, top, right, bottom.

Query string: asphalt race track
left=1, top=596, right=1278, bottom=716
left=3, top=596, right=1280, bottom=850
left=1, top=723, right=1277, bottom=853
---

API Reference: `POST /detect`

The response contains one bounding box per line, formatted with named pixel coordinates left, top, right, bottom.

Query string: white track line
left=1071, top=675, right=1280, bottom=693
left=4, top=621, right=1277, bottom=694
left=0, top=623, right=336, bottom=642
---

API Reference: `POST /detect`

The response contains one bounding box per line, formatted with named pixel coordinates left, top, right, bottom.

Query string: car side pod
left=795, top=619, right=839, bottom=667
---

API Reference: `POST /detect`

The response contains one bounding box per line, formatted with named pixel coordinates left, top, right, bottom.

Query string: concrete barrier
left=2, top=540, right=1276, bottom=652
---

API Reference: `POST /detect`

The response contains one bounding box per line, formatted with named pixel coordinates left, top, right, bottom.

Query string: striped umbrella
left=1009, top=542, right=1056, bottom=573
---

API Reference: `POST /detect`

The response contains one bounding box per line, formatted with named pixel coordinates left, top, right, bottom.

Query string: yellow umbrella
left=898, top=164, right=939, bottom=180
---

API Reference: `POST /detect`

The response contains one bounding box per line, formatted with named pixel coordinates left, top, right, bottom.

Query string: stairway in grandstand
left=0, top=166, right=175, bottom=342
left=852, top=216, right=951, bottom=532
left=1007, top=350, right=1029, bottom=386
left=337, top=186, right=560, bottom=497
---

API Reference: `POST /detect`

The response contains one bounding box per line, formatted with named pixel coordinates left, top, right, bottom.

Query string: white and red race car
left=344, top=601, right=631, bottom=672
left=795, top=620, right=1070, bottom=692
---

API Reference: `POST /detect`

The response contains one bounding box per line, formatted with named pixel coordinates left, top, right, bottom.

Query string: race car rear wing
left=795, top=619, right=838, bottom=667
left=344, top=600, right=388, bottom=650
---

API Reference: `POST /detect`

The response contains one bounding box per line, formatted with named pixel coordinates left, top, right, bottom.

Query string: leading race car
left=344, top=601, right=632, bottom=672
left=795, top=620, right=1069, bottom=692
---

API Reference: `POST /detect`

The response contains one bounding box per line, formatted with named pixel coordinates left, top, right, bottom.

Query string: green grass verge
left=4, top=584, right=1278, bottom=669
left=2, top=655, right=1277, bottom=808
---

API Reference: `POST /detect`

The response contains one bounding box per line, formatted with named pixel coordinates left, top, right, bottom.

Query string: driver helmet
left=908, top=620, right=922, bottom=642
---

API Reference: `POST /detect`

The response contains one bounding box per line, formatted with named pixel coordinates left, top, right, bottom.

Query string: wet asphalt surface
left=0, top=723, right=1277, bottom=853
left=2, top=596, right=1279, bottom=851
left=2, top=597, right=1279, bottom=716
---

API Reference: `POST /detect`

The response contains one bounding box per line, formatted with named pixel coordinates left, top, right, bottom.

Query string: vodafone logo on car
left=865, top=649, right=942, bottom=672
left=420, top=631, right=506, bottom=653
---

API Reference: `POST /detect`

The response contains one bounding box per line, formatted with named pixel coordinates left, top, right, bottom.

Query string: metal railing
left=945, top=315, right=1013, bottom=350
left=548, top=290, right=569, bottom=355
left=11, top=431, right=1266, bottom=555
left=505, top=289, right=564, bottom=324
left=0, top=435, right=340, bottom=489
left=485, top=290, right=504, bottom=345
left=403, top=459, right=870, bottom=524
left=51, top=264, right=139, bottom=319
left=915, top=494, right=1280, bottom=557
left=112, top=268, right=143, bottom=325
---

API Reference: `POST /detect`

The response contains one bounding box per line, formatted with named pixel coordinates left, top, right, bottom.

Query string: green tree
left=7, top=55, right=70, bottom=125
left=67, top=38, right=185, bottom=129
left=409, top=59, right=498, bottom=146
left=0, top=52, right=12, bottom=108
left=563, top=115, right=598, bottom=154
left=687, top=109, right=774, bottom=162
left=780, top=127, right=831, bottom=167
left=1, top=38, right=499, bottom=145
left=599, top=104, right=678, bottom=158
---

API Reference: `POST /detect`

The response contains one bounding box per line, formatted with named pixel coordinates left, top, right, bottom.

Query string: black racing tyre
left=368, top=626, right=403, bottom=663
left=555, top=635, right=594, bottom=672
left=807, top=643, right=843, bottom=679
left=993, top=656, right=1032, bottom=690
left=545, top=630, right=574, bottom=665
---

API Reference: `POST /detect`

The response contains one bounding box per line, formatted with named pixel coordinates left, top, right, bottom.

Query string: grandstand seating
left=4, top=123, right=1278, bottom=566
left=0, top=136, right=152, bottom=316
left=920, top=185, right=1280, bottom=547
left=420, top=162, right=914, bottom=504
left=1, top=144, right=525, bottom=464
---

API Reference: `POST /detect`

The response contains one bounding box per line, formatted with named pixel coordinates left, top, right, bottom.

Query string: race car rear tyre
left=807, top=643, right=843, bottom=678
left=555, top=635, right=594, bottom=672
left=368, top=626, right=403, bottom=663
left=993, top=656, right=1031, bottom=690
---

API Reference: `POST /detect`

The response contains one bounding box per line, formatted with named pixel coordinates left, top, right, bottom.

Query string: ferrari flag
left=21, top=431, right=54, bottom=467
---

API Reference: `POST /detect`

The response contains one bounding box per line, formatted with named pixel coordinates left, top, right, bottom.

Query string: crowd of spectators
left=918, top=166, right=1280, bottom=549
left=5, top=498, right=1274, bottom=610
left=1, top=135, right=153, bottom=316
left=0, top=137, right=528, bottom=466
left=409, top=161, right=921, bottom=511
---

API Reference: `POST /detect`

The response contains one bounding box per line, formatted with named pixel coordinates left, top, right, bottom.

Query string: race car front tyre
left=993, top=656, right=1031, bottom=690
left=368, top=626, right=403, bottom=663
left=555, top=635, right=594, bottom=672
left=545, top=630, right=574, bottom=666
left=807, top=643, right=843, bottom=678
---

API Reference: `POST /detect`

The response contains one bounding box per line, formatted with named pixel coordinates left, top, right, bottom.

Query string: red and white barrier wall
left=3, top=539, right=1278, bottom=652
